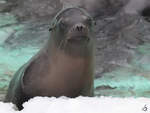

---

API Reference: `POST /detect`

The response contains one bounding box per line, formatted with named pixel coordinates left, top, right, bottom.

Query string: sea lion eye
left=49, top=22, right=56, bottom=31
left=93, top=20, right=96, bottom=26
left=88, top=18, right=96, bottom=26
left=59, top=18, right=67, bottom=29
left=85, top=17, right=94, bottom=26
left=87, top=18, right=92, bottom=22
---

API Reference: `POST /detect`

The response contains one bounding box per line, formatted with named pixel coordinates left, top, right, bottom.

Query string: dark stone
left=96, top=85, right=117, bottom=90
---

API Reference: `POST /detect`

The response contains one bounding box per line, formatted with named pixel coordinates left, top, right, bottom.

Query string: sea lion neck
left=45, top=37, right=94, bottom=58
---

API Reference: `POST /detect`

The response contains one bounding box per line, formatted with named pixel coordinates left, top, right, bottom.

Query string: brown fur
left=5, top=7, right=95, bottom=110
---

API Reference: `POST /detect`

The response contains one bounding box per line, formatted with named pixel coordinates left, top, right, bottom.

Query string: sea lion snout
left=67, top=23, right=89, bottom=41
left=73, top=23, right=86, bottom=32
left=71, top=23, right=88, bottom=36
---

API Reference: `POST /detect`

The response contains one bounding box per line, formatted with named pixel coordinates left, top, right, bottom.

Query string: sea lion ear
left=49, top=24, right=55, bottom=31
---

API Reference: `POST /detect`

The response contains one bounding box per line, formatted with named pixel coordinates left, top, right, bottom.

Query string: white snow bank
left=0, top=96, right=150, bottom=113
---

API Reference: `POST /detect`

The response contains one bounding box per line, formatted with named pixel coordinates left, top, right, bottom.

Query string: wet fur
left=5, top=7, right=95, bottom=110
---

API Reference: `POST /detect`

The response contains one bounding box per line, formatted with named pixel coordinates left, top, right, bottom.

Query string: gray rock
left=7, top=0, right=63, bottom=21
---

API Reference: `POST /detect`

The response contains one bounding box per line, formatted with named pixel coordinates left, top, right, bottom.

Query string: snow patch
left=0, top=96, right=150, bottom=113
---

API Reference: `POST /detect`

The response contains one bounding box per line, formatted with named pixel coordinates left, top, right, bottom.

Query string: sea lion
left=5, top=7, right=95, bottom=110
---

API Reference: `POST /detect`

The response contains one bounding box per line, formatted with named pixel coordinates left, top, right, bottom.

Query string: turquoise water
left=94, top=44, right=150, bottom=97
left=0, top=13, right=39, bottom=93
left=0, top=46, right=38, bottom=92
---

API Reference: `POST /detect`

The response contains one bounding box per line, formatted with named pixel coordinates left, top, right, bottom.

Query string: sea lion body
left=5, top=7, right=95, bottom=110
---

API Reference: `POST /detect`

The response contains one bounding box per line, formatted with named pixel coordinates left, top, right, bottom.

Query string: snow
left=0, top=96, right=150, bottom=113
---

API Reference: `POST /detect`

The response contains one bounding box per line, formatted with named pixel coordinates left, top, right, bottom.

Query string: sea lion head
left=49, top=7, right=96, bottom=53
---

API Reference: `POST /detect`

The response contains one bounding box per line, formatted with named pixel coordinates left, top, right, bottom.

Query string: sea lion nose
left=74, top=23, right=86, bottom=32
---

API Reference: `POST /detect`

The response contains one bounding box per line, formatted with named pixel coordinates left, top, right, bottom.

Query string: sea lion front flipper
left=4, top=62, right=29, bottom=109
left=4, top=56, right=36, bottom=110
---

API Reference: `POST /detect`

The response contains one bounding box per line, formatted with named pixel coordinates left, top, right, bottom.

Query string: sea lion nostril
left=80, top=26, right=83, bottom=31
left=77, top=26, right=80, bottom=31
left=75, top=23, right=85, bottom=31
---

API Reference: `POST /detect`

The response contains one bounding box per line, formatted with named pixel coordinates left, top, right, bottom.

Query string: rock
left=61, top=0, right=128, bottom=18
left=4, top=21, right=49, bottom=48
left=0, top=13, right=17, bottom=27
left=7, top=0, right=63, bottom=21
left=0, top=0, right=17, bottom=13
left=124, top=0, right=150, bottom=14
left=5, top=0, right=129, bottom=21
